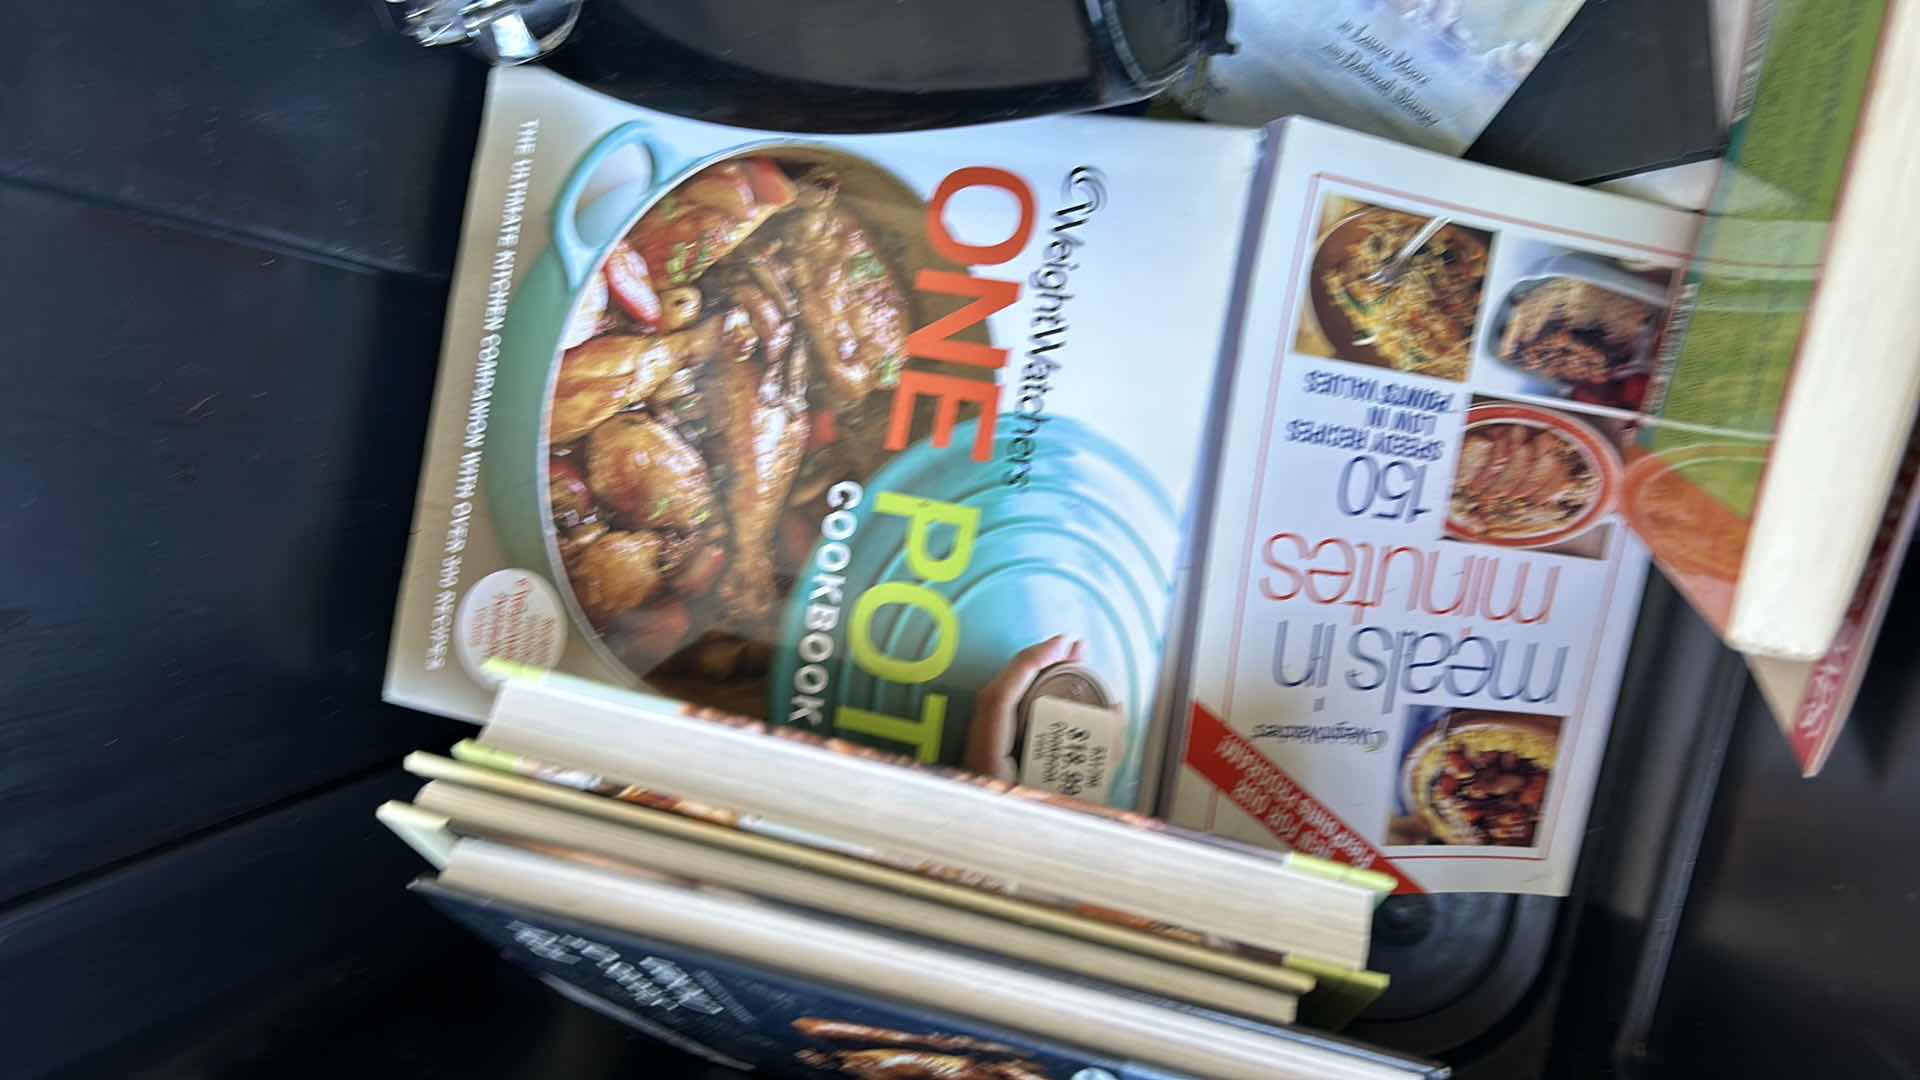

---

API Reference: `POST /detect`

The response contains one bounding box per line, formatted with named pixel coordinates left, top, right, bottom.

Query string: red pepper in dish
left=742, top=158, right=797, bottom=208
left=603, top=243, right=663, bottom=329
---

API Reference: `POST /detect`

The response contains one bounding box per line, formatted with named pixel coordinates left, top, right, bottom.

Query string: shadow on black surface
left=0, top=0, right=485, bottom=275
left=1468, top=0, right=1723, bottom=182
left=0, top=181, right=476, bottom=905
left=1644, top=558, right=1920, bottom=1080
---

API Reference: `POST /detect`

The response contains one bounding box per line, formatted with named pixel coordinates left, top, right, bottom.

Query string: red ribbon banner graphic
left=1186, top=703, right=1423, bottom=895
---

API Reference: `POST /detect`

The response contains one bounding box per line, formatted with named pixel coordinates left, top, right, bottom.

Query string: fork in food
left=1363, top=214, right=1452, bottom=291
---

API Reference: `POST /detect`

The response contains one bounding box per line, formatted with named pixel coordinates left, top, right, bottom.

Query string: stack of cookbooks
left=379, top=57, right=1725, bottom=1074
left=382, top=666, right=1440, bottom=1079
left=1623, top=0, right=1920, bottom=776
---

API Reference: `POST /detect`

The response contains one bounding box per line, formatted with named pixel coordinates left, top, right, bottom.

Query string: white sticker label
left=1019, top=697, right=1126, bottom=804
left=456, top=569, right=567, bottom=687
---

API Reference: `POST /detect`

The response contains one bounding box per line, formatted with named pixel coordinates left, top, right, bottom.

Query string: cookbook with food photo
left=1164, top=118, right=1699, bottom=894
left=390, top=66, right=1707, bottom=894
left=385, top=66, right=1268, bottom=811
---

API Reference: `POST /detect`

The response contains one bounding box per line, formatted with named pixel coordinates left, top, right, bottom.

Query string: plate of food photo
left=1482, top=251, right=1670, bottom=410
left=1307, top=206, right=1492, bottom=383
left=1397, top=710, right=1560, bottom=848
left=1446, top=402, right=1622, bottom=549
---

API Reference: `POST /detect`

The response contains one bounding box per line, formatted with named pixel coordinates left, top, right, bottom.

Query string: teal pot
left=485, top=122, right=943, bottom=686
left=769, top=417, right=1179, bottom=809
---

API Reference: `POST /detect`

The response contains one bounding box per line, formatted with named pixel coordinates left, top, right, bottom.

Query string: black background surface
left=8, top=2, right=1912, bottom=1078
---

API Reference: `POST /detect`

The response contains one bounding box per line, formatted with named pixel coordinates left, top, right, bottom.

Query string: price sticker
left=1018, top=696, right=1125, bottom=804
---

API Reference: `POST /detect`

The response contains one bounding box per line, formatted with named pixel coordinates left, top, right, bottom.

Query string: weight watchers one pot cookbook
left=385, top=67, right=1264, bottom=811
left=388, top=67, right=1694, bottom=894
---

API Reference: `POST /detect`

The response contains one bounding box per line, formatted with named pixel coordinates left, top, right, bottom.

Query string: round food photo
left=1617, top=440, right=1768, bottom=629
left=1445, top=401, right=1624, bottom=556
left=1300, top=197, right=1493, bottom=382
left=487, top=126, right=988, bottom=717
left=1391, top=707, right=1560, bottom=848
left=1620, top=441, right=1765, bottom=582
left=1476, top=243, right=1675, bottom=411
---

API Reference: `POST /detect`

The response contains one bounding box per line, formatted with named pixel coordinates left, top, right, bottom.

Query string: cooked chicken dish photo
left=1418, top=724, right=1555, bottom=847
left=546, top=155, right=915, bottom=699
left=1321, top=210, right=1489, bottom=381
left=1451, top=420, right=1601, bottom=540
left=1496, top=277, right=1658, bottom=385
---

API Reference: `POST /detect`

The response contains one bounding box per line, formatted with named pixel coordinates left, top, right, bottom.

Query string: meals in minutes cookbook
left=1163, top=119, right=1699, bottom=895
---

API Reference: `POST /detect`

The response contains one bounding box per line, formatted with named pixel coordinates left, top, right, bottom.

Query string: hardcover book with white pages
left=1623, top=1, right=1920, bottom=775
left=478, top=667, right=1388, bottom=971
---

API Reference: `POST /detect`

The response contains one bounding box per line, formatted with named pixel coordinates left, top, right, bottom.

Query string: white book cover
left=1164, top=119, right=1699, bottom=895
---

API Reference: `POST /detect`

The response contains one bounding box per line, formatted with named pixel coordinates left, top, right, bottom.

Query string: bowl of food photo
left=1398, top=711, right=1560, bottom=848
left=1480, top=251, right=1669, bottom=410
left=485, top=121, right=978, bottom=707
left=1307, top=207, right=1491, bottom=383
left=1445, top=402, right=1622, bottom=549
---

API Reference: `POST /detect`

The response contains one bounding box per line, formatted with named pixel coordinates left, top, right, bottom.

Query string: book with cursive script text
left=383, top=65, right=1269, bottom=813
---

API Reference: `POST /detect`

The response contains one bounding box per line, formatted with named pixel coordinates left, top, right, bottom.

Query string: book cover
left=421, top=843, right=1448, bottom=1079
left=383, top=65, right=1267, bottom=810
left=415, top=879, right=1195, bottom=1079
left=1163, top=118, right=1698, bottom=895
left=1179, top=0, right=1590, bottom=155
left=1744, top=424, right=1920, bottom=775
left=481, top=664, right=1394, bottom=963
left=1629, top=0, right=1915, bottom=661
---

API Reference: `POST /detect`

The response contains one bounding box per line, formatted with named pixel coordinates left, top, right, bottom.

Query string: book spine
left=1786, top=423, right=1920, bottom=774
left=485, top=662, right=1393, bottom=891
left=416, top=880, right=1190, bottom=1079
left=448, top=739, right=1341, bottom=978
left=1634, top=0, right=1891, bottom=644
left=482, top=666, right=1381, bottom=963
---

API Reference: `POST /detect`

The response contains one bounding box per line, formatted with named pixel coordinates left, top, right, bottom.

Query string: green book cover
left=1633, top=0, right=1891, bottom=628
